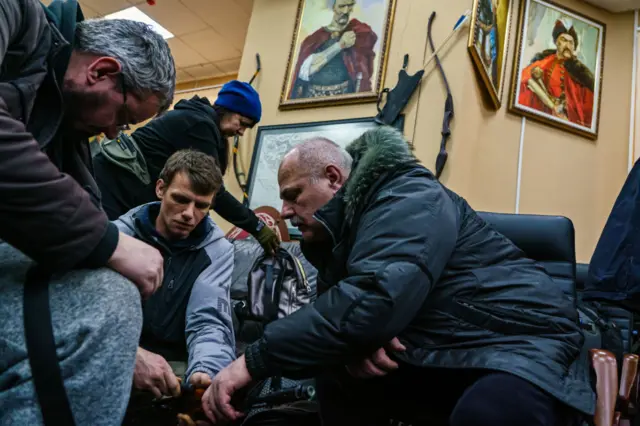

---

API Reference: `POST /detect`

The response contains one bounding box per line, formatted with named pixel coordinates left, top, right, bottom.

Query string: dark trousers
left=315, top=365, right=581, bottom=426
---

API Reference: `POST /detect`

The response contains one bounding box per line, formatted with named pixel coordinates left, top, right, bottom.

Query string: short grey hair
left=75, top=19, right=176, bottom=113
left=291, top=137, right=353, bottom=181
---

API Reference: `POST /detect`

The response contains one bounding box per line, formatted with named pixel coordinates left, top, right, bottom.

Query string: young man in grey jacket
left=113, top=150, right=236, bottom=401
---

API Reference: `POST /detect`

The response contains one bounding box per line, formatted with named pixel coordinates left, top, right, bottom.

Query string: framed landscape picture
left=468, top=0, right=514, bottom=109
left=279, top=0, right=397, bottom=110
left=246, top=117, right=404, bottom=237
left=508, top=0, right=605, bottom=139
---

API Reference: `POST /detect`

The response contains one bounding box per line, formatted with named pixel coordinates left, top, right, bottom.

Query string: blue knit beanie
left=214, top=80, right=262, bottom=123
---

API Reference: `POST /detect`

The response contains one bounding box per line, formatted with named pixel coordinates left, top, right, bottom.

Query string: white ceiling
left=582, top=0, right=640, bottom=12
left=42, top=0, right=253, bottom=84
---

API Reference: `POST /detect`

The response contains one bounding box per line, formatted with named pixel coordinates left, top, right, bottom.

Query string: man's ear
left=325, top=165, right=345, bottom=191
left=156, top=179, right=167, bottom=200
left=86, top=57, right=121, bottom=85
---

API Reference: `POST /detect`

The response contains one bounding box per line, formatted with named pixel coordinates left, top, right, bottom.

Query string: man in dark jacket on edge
left=93, top=80, right=280, bottom=254
left=202, top=127, right=594, bottom=426
left=0, top=0, right=176, bottom=424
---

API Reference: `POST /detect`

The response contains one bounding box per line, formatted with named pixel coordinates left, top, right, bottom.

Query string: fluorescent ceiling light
left=104, top=6, right=174, bottom=39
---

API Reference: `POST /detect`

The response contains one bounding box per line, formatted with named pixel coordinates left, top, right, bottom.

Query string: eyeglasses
left=117, top=73, right=131, bottom=131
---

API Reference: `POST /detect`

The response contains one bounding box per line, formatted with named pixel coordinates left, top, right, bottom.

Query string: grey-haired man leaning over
left=0, top=0, right=176, bottom=424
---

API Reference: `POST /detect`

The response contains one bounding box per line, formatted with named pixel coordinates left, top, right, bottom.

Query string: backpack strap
left=262, top=262, right=276, bottom=321
left=23, top=266, right=76, bottom=425
left=262, top=253, right=287, bottom=322
left=581, top=301, right=613, bottom=331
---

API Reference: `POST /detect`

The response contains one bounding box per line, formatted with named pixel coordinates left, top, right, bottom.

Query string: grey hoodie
left=113, top=202, right=236, bottom=381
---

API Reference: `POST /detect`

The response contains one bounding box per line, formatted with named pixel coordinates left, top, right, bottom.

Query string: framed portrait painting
left=468, top=0, right=514, bottom=109
left=279, top=0, right=397, bottom=110
left=508, top=0, right=605, bottom=139
left=246, top=116, right=404, bottom=237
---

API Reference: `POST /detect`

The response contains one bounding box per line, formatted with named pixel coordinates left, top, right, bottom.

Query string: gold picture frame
left=508, top=0, right=605, bottom=139
left=468, top=0, right=515, bottom=109
left=279, top=0, right=397, bottom=110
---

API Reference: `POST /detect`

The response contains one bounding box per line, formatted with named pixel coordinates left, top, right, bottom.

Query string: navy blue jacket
left=585, top=158, right=640, bottom=302
left=244, top=126, right=594, bottom=416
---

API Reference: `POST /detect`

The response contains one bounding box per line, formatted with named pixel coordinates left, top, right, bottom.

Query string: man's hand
left=531, top=66, right=543, bottom=80
left=190, top=372, right=212, bottom=389
left=345, top=337, right=406, bottom=379
left=202, top=355, right=252, bottom=424
left=107, top=232, right=164, bottom=299
left=133, top=347, right=181, bottom=399
left=177, top=414, right=211, bottom=426
left=340, top=30, right=356, bottom=49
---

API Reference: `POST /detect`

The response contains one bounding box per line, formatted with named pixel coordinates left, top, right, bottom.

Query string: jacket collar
left=133, top=202, right=211, bottom=253
left=312, top=188, right=346, bottom=247
left=42, top=0, right=83, bottom=87
left=33, top=0, right=82, bottom=150
left=311, top=126, right=419, bottom=244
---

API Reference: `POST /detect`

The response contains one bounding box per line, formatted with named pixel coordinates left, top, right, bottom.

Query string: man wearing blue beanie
left=214, top=80, right=262, bottom=123
left=93, top=79, right=279, bottom=254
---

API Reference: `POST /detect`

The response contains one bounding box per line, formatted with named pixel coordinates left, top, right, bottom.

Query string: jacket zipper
left=458, top=298, right=549, bottom=326
left=313, top=213, right=337, bottom=247
left=166, top=257, right=173, bottom=289
left=291, top=256, right=310, bottom=291
left=165, top=251, right=191, bottom=291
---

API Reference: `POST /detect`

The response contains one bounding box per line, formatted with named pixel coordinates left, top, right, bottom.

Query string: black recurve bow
left=428, top=12, right=454, bottom=180
left=234, top=53, right=261, bottom=206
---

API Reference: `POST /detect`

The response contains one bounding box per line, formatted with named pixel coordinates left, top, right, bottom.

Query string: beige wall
left=212, top=0, right=634, bottom=262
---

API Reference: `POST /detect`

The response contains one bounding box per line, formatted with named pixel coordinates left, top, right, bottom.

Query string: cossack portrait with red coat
left=508, top=0, right=605, bottom=139
left=280, top=0, right=397, bottom=109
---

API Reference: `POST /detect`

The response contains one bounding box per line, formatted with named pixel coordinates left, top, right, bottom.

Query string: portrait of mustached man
left=289, top=0, right=378, bottom=99
left=518, top=18, right=595, bottom=127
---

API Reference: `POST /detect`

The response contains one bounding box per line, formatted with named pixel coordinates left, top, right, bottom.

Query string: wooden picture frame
left=508, top=0, right=605, bottom=139
left=279, top=0, right=397, bottom=110
left=468, top=0, right=515, bottom=109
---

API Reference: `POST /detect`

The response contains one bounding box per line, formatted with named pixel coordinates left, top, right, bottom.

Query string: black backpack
left=229, top=240, right=317, bottom=353
left=227, top=239, right=320, bottom=425
left=238, top=247, right=313, bottom=323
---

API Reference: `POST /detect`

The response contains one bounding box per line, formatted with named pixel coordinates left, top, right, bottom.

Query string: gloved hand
left=255, top=222, right=280, bottom=255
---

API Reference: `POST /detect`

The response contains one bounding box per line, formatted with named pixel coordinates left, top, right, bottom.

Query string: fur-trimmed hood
left=343, top=126, right=419, bottom=220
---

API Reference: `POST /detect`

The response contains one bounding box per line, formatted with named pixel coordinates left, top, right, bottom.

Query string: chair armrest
left=591, top=349, right=619, bottom=426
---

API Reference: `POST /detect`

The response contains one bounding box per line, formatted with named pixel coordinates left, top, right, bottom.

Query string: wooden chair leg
left=591, top=349, right=619, bottom=426
left=619, top=355, right=639, bottom=400
left=619, top=354, right=639, bottom=414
